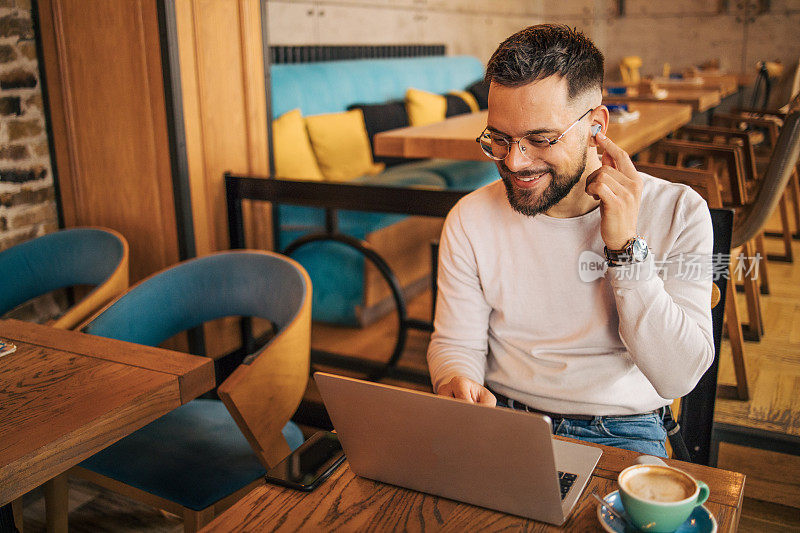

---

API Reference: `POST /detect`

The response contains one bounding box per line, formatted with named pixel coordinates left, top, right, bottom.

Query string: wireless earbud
left=591, top=124, right=601, bottom=137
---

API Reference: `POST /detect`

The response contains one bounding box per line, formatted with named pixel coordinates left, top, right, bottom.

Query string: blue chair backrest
left=83, top=252, right=308, bottom=347
left=270, top=56, right=485, bottom=117
left=0, top=228, right=125, bottom=315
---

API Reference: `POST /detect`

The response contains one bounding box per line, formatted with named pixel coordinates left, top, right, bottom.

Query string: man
left=427, top=24, right=714, bottom=457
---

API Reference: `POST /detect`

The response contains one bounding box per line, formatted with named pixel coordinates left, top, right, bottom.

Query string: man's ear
left=588, top=105, right=610, bottom=148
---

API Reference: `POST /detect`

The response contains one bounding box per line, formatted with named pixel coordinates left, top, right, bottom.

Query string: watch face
left=631, top=237, right=649, bottom=261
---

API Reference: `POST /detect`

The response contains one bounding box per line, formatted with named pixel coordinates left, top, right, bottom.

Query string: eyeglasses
left=476, top=108, right=594, bottom=161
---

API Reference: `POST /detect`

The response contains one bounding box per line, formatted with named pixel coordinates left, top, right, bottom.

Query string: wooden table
left=0, top=319, right=215, bottom=506
left=202, top=438, right=745, bottom=532
left=650, top=76, right=739, bottom=98
left=604, top=88, right=722, bottom=113
left=373, top=102, right=692, bottom=161
left=694, top=71, right=755, bottom=90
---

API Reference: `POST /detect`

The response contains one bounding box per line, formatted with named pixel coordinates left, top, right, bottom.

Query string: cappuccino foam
left=623, top=468, right=694, bottom=502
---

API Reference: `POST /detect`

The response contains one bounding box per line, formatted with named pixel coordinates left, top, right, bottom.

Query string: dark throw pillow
left=466, top=79, right=490, bottom=110
left=444, top=93, right=472, bottom=117
left=348, top=101, right=420, bottom=167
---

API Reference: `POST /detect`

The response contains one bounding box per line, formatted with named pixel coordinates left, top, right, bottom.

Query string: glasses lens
left=478, top=131, right=508, bottom=160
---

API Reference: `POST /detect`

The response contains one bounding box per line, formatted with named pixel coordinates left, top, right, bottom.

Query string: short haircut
left=485, top=24, right=604, bottom=99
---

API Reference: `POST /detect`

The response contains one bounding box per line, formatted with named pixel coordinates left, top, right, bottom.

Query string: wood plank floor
left=713, top=228, right=800, bottom=515
left=20, top=218, right=800, bottom=532
left=715, top=235, right=800, bottom=437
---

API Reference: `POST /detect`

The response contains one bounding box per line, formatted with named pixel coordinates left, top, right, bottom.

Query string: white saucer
left=596, top=490, right=717, bottom=533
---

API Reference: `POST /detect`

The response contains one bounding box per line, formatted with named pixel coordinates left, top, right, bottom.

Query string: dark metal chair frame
left=225, top=174, right=468, bottom=383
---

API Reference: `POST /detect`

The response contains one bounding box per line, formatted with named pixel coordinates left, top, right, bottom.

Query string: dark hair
left=485, top=24, right=604, bottom=99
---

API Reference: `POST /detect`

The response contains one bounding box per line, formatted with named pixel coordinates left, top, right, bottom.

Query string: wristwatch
left=604, top=236, right=649, bottom=266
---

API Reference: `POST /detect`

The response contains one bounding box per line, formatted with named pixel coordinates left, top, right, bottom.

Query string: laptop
left=314, top=372, right=602, bottom=526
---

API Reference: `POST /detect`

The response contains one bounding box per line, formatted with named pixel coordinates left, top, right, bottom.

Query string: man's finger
left=601, top=147, right=616, bottom=170
left=585, top=181, right=619, bottom=208
left=587, top=169, right=631, bottom=201
left=451, top=382, right=476, bottom=402
left=596, top=132, right=636, bottom=177
left=476, top=388, right=497, bottom=406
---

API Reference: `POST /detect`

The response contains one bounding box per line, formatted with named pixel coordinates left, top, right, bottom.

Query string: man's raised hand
left=585, top=132, right=643, bottom=250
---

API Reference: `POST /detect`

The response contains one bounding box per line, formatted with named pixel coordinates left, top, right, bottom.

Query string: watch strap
left=604, top=236, right=647, bottom=266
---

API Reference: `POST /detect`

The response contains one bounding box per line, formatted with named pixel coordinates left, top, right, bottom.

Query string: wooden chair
left=64, top=251, right=311, bottom=532
left=731, top=111, right=800, bottom=252
left=620, top=56, right=642, bottom=85
left=748, top=61, right=785, bottom=111
left=675, top=126, right=759, bottom=194
left=0, top=227, right=129, bottom=330
left=635, top=163, right=723, bottom=209
left=744, top=59, right=798, bottom=114
left=636, top=164, right=748, bottom=402
left=778, top=59, right=800, bottom=114
left=676, top=124, right=790, bottom=267
left=641, top=140, right=765, bottom=347
left=734, top=103, right=800, bottom=232
left=0, top=227, right=129, bottom=532
left=713, top=107, right=800, bottom=245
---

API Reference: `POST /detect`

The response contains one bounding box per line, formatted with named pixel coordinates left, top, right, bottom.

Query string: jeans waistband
left=489, top=388, right=661, bottom=422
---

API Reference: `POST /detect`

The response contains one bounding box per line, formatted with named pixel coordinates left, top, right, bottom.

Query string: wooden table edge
left=0, top=319, right=215, bottom=397
left=0, top=379, right=181, bottom=505
left=555, top=435, right=744, bottom=507
left=0, top=320, right=217, bottom=502
left=201, top=454, right=745, bottom=533
left=604, top=95, right=716, bottom=112
left=374, top=103, right=694, bottom=159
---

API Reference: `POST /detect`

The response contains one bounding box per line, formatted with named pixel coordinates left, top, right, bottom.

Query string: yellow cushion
left=305, top=109, right=384, bottom=182
left=405, top=87, right=446, bottom=126
left=272, top=109, right=324, bottom=181
left=449, top=90, right=480, bottom=112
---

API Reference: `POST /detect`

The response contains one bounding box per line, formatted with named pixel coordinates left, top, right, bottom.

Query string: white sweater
left=427, top=174, right=714, bottom=415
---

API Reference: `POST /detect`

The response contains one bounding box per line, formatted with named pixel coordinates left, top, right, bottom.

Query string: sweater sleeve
left=426, top=204, right=492, bottom=392
left=605, top=189, right=715, bottom=399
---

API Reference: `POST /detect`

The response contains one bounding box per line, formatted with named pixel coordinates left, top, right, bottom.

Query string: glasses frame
left=476, top=108, right=595, bottom=161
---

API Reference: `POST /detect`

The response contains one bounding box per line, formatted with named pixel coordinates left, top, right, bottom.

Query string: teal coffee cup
left=618, top=464, right=710, bottom=532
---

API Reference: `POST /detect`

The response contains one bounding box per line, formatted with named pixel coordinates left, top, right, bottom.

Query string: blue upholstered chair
left=1, top=227, right=129, bottom=531
left=0, top=227, right=129, bottom=329
left=68, top=251, right=312, bottom=532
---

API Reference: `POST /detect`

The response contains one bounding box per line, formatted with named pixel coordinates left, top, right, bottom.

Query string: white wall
left=266, top=0, right=800, bottom=82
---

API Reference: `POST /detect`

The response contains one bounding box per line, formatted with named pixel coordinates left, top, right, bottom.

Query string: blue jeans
left=496, top=399, right=668, bottom=457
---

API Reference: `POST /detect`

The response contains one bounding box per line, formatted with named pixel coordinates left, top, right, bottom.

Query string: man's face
left=487, top=76, right=591, bottom=216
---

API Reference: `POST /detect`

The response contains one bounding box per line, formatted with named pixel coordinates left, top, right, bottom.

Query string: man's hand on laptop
left=438, top=376, right=497, bottom=406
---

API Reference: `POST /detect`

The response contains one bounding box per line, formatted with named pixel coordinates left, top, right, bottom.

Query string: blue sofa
left=271, top=56, right=499, bottom=325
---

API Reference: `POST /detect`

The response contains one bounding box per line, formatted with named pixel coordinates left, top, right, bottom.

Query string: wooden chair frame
left=636, top=164, right=748, bottom=402
left=52, top=228, right=130, bottom=330
left=643, top=140, right=765, bottom=343
left=675, top=125, right=786, bottom=275
left=713, top=112, right=800, bottom=249
left=66, top=250, right=311, bottom=532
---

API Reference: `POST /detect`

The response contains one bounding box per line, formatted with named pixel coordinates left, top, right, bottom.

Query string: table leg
left=44, top=474, right=68, bottom=533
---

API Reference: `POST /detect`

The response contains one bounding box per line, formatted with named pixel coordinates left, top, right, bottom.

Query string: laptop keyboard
left=558, top=471, right=578, bottom=500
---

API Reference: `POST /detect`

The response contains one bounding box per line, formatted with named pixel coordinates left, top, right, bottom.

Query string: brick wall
left=0, top=0, right=63, bottom=322
left=0, top=0, right=56, bottom=252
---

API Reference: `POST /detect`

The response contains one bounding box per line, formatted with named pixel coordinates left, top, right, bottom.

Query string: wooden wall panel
left=175, top=0, right=271, bottom=356
left=175, top=0, right=269, bottom=259
left=37, top=0, right=180, bottom=283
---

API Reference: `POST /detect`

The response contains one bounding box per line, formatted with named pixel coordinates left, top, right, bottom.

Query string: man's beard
left=499, top=145, right=588, bottom=217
